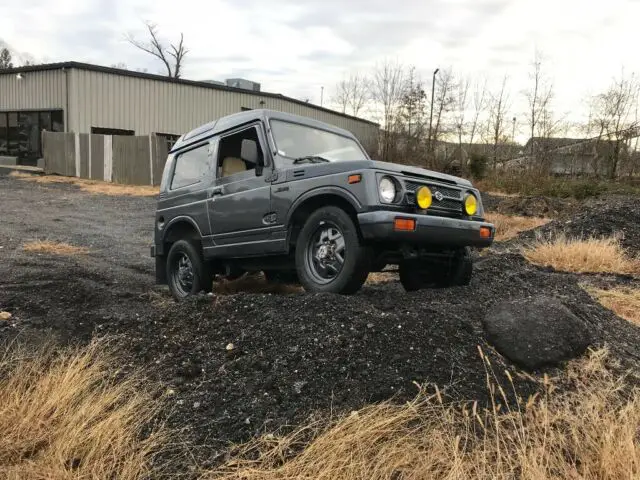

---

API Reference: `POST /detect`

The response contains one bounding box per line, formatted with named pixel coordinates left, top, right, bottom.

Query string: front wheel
left=295, top=206, right=370, bottom=294
left=166, top=239, right=212, bottom=301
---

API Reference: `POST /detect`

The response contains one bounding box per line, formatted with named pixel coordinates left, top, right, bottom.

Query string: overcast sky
left=2, top=0, right=639, bottom=140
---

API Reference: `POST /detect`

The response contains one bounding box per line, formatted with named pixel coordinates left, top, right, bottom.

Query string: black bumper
left=358, top=211, right=494, bottom=248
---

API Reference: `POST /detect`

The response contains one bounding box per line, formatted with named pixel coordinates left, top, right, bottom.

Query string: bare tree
left=590, top=69, right=640, bottom=178
left=0, top=47, right=13, bottom=69
left=524, top=50, right=554, bottom=159
left=454, top=74, right=470, bottom=169
left=396, top=67, right=428, bottom=164
left=333, top=73, right=370, bottom=116
left=126, top=22, right=188, bottom=78
left=371, top=59, right=407, bottom=160
left=487, top=76, right=511, bottom=168
left=429, top=68, right=456, bottom=168
left=468, top=77, right=487, bottom=145
left=332, top=79, right=350, bottom=114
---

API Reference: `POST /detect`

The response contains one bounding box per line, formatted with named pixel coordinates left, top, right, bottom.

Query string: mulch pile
left=516, top=195, right=640, bottom=255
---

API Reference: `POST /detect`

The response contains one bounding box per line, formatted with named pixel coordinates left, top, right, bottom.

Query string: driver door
left=205, top=123, right=283, bottom=257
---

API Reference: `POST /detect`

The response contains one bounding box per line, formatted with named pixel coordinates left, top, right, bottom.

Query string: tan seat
left=221, top=157, right=246, bottom=177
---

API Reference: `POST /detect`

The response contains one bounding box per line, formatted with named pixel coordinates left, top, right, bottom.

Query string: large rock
left=483, top=296, right=592, bottom=370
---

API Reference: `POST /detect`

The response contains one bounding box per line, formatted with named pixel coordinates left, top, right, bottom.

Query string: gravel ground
left=1, top=174, right=640, bottom=471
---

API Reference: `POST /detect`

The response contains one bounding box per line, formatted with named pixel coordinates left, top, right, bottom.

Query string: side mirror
left=241, top=139, right=259, bottom=165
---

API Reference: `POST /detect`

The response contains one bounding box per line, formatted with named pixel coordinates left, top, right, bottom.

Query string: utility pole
left=428, top=68, right=439, bottom=160
left=320, top=86, right=324, bottom=107
left=512, top=116, right=516, bottom=143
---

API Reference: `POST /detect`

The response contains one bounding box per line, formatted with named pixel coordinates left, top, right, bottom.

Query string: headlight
left=464, top=193, right=478, bottom=216
left=379, top=176, right=397, bottom=203
left=416, top=186, right=432, bottom=209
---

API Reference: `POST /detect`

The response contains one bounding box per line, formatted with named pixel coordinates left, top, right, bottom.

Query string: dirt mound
left=518, top=195, right=640, bottom=255
left=6, top=252, right=640, bottom=469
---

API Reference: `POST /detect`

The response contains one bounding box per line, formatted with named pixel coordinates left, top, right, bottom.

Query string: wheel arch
left=286, top=188, right=363, bottom=249
left=162, top=216, right=203, bottom=248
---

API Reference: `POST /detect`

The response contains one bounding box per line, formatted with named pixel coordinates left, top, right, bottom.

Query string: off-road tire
left=434, top=247, right=473, bottom=287
left=166, top=239, right=212, bottom=301
left=295, top=206, right=370, bottom=294
left=399, top=262, right=426, bottom=292
left=399, top=248, right=473, bottom=292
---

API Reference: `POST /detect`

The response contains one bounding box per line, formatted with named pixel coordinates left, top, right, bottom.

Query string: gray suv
left=151, top=109, right=494, bottom=299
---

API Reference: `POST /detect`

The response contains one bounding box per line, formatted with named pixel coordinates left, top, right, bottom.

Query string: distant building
left=0, top=62, right=379, bottom=162
left=506, top=136, right=623, bottom=176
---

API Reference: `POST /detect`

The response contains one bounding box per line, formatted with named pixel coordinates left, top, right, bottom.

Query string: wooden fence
left=42, top=131, right=170, bottom=185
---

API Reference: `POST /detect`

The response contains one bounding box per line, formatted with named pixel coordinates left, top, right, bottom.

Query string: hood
left=280, top=158, right=473, bottom=187
left=369, top=160, right=472, bottom=187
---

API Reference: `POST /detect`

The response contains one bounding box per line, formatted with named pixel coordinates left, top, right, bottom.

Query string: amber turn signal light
left=394, top=217, right=416, bottom=231
left=480, top=226, right=492, bottom=238
left=348, top=174, right=362, bottom=184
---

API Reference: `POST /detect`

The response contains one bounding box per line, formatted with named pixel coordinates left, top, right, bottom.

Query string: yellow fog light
left=416, top=186, right=432, bottom=209
left=464, top=193, right=478, bottom=216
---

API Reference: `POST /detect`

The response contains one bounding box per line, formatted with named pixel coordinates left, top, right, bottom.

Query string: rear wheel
left=295, top=206, right=370, bottom=294
left=166, top=239, right=212, bottom=300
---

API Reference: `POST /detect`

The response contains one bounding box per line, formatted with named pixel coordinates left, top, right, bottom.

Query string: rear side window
left=171, top=143, right=211, bottom=190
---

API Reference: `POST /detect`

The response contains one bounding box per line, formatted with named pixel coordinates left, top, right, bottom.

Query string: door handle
left=210, top=186, right=224, bottom=197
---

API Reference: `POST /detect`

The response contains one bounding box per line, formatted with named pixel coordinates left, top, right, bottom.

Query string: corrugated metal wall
left=68, top=69, right=379, bottom=149
left=0, top=69, right=67, bottom=111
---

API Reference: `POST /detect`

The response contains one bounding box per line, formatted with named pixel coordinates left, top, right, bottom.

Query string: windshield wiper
left=293, top=155, right=331, bottom=164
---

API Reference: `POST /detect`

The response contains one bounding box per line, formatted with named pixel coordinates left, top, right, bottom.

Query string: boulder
left=483, top=296, right=591, bottom=370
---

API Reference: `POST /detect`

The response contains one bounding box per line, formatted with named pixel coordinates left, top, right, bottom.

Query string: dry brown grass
left=207, top=348, right=640, bottom=480
left=366, top=271, right=396, bottom=284
left=23, top=240, right=89, bottom=256
left=585, top=286, right=640, bottom=326
left=0, top=341, right=167, bottom=479
left=485, top=213, right=550, bottom=241
left=9, top=172, right=158, bottom=196
left=523, top=235, right=640, bottom=275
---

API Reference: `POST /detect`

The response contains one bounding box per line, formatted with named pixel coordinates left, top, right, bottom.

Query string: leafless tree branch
left=126, top=22, right=188, bottom=78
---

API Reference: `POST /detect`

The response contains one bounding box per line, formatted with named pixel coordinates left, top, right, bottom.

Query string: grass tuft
left=485, top=213, right=550, bottom=241
left=23, top=240, right=90, bottom=256
left=207, top=349, right=640, bottom=480
left=523, top=235, right=640, bottom=275
left=10, top=172, right=158, bottom=196
left=584, top=285, right=640, bottom=325
left=0, top=340, right=168, bottom=479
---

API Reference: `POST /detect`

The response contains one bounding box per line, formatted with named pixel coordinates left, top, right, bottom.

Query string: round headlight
left=379, top=177, right=396, bottom=203
left=464, top=193, right=478, bottom=216
left=416, top=186, right=432, bottom=209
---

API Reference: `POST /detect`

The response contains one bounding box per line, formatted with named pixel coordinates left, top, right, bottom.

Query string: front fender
left=285, top=185, right=364, bottom=226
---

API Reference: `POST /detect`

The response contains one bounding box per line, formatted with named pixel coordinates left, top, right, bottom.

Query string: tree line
left=331, top=55, right=640, bottom=179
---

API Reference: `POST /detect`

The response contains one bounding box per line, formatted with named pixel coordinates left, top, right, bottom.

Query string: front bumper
left=358, top=211, right=494, bottom=248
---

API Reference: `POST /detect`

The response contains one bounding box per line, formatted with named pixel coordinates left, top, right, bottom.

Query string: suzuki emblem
left=434, top=191, right=444, bottom=201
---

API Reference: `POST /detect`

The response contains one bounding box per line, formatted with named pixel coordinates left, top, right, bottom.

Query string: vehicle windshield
left=270, top=119, right=368, bottom=162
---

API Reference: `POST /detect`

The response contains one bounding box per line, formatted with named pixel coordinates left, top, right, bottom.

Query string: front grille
left=405, top=180, right=461, bottom=199
left=404, top=178, right=463, bottom=217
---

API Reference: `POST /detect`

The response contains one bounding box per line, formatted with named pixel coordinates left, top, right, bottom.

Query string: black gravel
left=1, top=174, right=640, bottom=471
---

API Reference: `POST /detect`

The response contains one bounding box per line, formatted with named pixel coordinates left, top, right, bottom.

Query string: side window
left=171, top=143, right=211, bottom=190
left=216, top=126, right=264, bottom=179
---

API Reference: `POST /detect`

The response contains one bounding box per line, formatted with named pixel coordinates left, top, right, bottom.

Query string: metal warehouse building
left=0, top=62, right=379, bottom=162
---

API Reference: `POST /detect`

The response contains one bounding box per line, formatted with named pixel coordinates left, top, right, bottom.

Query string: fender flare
left=161, top=215, right=203, bottom=245
left=285, top=186, right=363, bottom=227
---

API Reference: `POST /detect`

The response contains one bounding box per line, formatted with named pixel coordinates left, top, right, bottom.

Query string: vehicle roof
left=171, top=109, right=359, bottom=152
